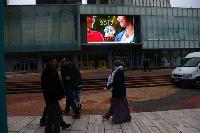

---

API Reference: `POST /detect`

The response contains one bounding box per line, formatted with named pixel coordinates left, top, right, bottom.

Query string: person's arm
left=106, top=83, right=113, bottom=90
left=54, top=72, right=65, bottom=99
left=110, top=70, right=124, bottom=90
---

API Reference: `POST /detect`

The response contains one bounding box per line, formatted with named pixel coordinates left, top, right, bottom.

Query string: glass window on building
left=172, top=8, right=178, bottom=16
left=100, top=0, right=108, bottom=4
left=112, top=50, right=130, bottom=68
left=89, top=54, right=108, bottom=69
left=5, top=6, right=77, bottom=51
left=199, top=18, right=200, bottom=40
left=188, top=17, right=194, bottom=40
left=22, top=16, right=35, bottom=45
left=167, top=18, right=172, bottom=40
left=141, top=16, right=148, bottom=40
left=171, top=50, right=181, bottom=67
left=151, top=16, right=158, bottom=40
left=193, top=18, right=199, bottom=40
left=167, top=8, right=173, bottom=16
left=162, top=16, right=168, bottom=40
left=79, top=53, right=108, bottom=69
left=5, top=23, right=22, bottom=45
left=178, top=17, right=184, bottom=40
left=157, top=16, right=163, bottom=40
left=146, top=16, right=153, bottom=40
left=12, top=60, right=38, bottom=72
left=87, top=0, right=96, bottom=4
left=34, top=14, right=48, bottom=44
left=173, top=17, right=179, bottom=40
left=80, top=53, right=88, bottom=69
left=162, top=8, right=167, bottom=16
left=60, top=13, right=75, bottom=44
left=184, top=17, right=189, bottom=40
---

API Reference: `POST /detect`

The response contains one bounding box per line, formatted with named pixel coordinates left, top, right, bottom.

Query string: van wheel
left=194, top=78, right=200, bottom=89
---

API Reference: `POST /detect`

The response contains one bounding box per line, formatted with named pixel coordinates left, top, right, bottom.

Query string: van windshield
left=183, top=57, right=200, bottom=67
left=178, top=58, right=190, bottom=67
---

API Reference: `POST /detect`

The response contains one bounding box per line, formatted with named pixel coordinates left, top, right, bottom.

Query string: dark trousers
left=106, top=97, right=131, bottom=124
left=65, top=89, right=81, bottom=115
left=41, top=106, right=47, bottom=122
left=45, top=102, right=62, bottom=133
left=41, top=104, right=64, bottom=122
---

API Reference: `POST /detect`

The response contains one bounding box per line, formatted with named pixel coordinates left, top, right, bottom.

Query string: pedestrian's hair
left=125, top=16, right=134, bottom=24
left=45, top=57, right=57, bottom=68
left=113, top=60, right=124, bottom=67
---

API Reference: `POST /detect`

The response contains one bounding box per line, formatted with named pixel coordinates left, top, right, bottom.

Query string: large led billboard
left=86, top=15, right=137, bottom=44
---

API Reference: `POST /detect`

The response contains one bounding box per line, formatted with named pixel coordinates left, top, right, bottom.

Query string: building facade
left=4, top=1, right=200, bottom=72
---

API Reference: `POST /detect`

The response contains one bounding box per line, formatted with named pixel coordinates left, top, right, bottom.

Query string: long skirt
left=107, top=97, right=131, bottom=124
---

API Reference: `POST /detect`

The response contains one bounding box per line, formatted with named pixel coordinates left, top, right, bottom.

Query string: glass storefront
left=78, top=53, right=108, bottom=69
left=142, top=49, right=200, bottom=68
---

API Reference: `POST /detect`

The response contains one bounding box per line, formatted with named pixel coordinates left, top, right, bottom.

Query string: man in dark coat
left=143, top=59, right=147, bottom=72
left=40, top=58, right=71, bottom=132
left=61, top=59, right=82, bottom=119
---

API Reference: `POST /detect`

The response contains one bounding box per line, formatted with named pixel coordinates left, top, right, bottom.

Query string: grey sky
left=6, top=0, right=200, bottom=8
left=7, top=0, right=36, bottom=5
left=170, top=0, right=200, bottom=8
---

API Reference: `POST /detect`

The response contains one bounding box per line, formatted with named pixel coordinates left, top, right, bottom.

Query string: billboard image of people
left=86, top=15, right=135, bottom=44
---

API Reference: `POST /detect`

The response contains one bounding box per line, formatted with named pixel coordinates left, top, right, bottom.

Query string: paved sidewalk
left=8, top=108, right=200, bottom=133
left=7, top=85, right=200, bottom=116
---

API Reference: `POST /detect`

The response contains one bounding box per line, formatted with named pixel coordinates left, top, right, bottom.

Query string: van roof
left=185, top=52, right=200, bottom=58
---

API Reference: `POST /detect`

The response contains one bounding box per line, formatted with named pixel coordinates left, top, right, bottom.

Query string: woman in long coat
left=103, top=60, right=131, bottom=124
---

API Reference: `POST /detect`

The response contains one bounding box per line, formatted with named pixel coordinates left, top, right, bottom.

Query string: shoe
left=78, top=104, right=82, bottom=111
left=73, top=113, right=81, bottom=119
left=63, top=109, right=70, bottom=114
left=102, top=114, right=110, bottom=120
left=124, top=115, right=131, bottom=122
left=61, top=121, right=71, bottom=129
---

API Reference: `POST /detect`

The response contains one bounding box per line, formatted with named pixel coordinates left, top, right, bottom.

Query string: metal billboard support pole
left=0, top=1, right=8, bottom=132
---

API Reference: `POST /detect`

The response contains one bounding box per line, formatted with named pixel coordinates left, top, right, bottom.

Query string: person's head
left=62, top=58, right=72, bottom=64
left=113, top=60, right=124, bottom=68
left=87, top=16, right=95, bottom=29
left=46, top=58, right=58, bottom=70
left=117, top=16, right=133, bottom=28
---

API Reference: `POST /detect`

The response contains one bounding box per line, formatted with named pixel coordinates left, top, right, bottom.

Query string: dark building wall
left=4, top=5, right=80, bottom=52
left=36, top=0, right=81, bottom=4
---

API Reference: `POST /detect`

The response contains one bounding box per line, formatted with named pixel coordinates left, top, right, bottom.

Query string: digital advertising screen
left=86, top=15, right=136, bottom=44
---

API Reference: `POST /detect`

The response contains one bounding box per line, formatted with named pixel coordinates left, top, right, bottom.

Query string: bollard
left=0, top=0, right=8, bottom=132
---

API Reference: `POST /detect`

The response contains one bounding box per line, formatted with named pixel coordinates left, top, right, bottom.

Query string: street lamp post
left=0, top=1, right=8, bottom=132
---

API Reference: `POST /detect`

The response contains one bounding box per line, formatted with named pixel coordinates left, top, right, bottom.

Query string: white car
left=171, top=52, right=200, bottom=88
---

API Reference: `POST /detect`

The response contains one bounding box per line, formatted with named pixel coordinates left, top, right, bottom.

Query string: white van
left=171, top=52, right=200, bottom=88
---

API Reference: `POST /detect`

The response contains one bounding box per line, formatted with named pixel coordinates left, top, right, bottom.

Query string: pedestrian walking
left=145, top=59, right=151, bottom=72
left=103, top=60, right=131, bottom=124
left=40, top=58, right=71, bottom=133
left=40, top=106, right=71, bottom=129
left=143, top=59, right=147, bottom=72
left=61, top=59, right=82, bottom=119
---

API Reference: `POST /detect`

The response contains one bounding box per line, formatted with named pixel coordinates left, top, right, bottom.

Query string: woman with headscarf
left=103, top=60, right=131, bottom=124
